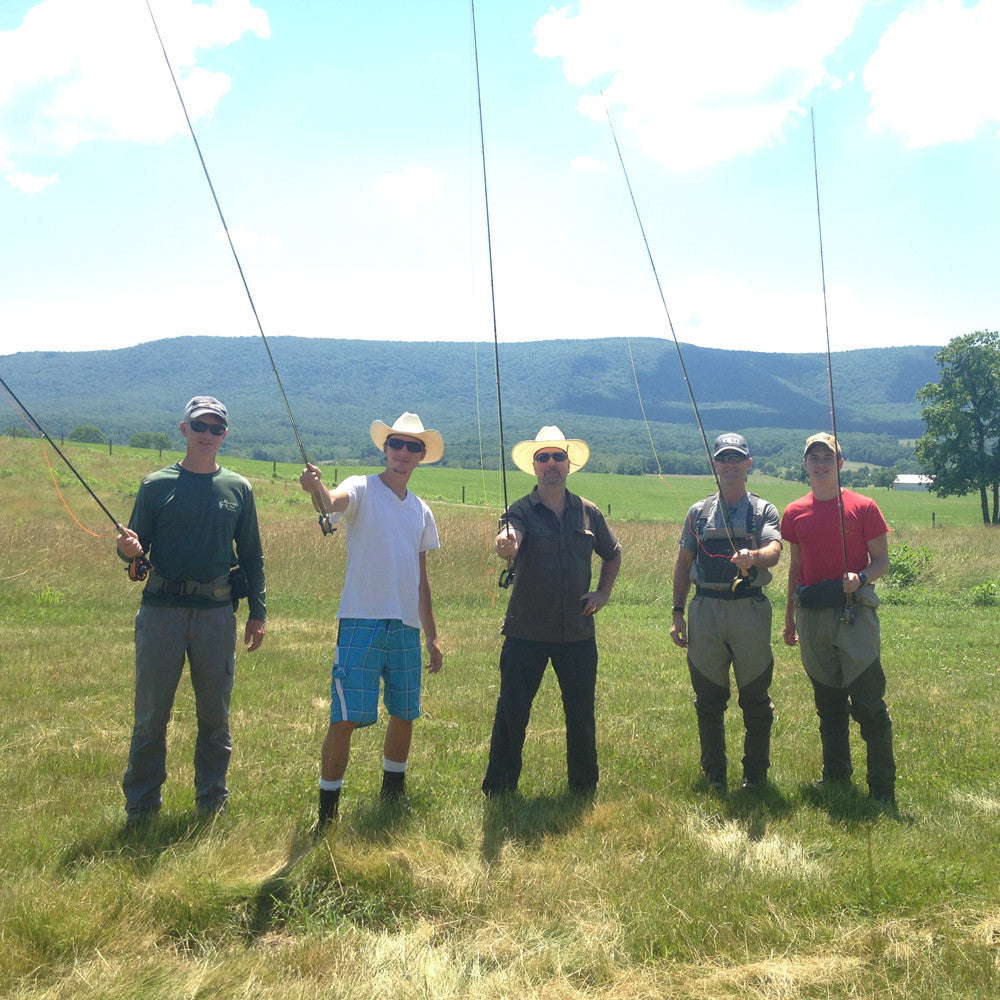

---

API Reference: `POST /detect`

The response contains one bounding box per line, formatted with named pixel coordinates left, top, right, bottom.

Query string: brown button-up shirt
left=501, top=487, right=621, bottom=643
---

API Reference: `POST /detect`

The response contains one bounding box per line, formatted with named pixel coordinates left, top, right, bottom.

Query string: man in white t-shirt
left=300, top=413, right=443, bottom=828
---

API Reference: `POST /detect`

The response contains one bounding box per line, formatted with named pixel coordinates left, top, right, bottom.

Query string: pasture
left=1, top=436, right=998, bottom=999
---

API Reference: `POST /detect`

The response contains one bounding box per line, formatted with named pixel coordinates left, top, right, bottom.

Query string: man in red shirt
left=781, top=433, right=896, bottom=806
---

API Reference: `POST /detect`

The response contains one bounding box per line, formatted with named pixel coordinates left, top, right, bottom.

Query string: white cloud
left=534, top=0, right=868, bottom=170
left=372, top=166, right=443, bottom=222
left=0, top=0, right=269, bottom=190
left=865, top=0, right=1000, bottom=146
left=0, top=153, right=56, bottom=192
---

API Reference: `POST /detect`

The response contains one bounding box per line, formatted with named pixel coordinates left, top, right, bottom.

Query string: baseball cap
left=804, top=432, right=840, bottom=456
left=712, top=432, right=750, bottom=459
left=183, top=396, right=228, bottom=426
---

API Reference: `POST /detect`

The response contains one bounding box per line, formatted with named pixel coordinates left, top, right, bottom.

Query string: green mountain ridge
left=0, top=336, right=940, bottom=470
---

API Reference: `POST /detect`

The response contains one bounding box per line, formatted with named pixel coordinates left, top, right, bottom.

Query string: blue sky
left=0, top=0, right=996, bottom=356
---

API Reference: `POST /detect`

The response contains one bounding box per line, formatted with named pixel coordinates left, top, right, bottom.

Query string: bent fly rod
left=470, top=0, right=514, bottom=587
left=602, top=98, right=745, bottom=575
left=0, top=373, right=150, bottom=580
left=810, top=107, right=853, bottom=623
left=143, top=0, right=335, bottom=535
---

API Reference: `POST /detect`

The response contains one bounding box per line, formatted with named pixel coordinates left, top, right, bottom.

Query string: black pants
left=688, top=662, right=774, bottom=782
left=482, top=636, right=598, bottom=794
left=811, top=657, right=896, bottom=792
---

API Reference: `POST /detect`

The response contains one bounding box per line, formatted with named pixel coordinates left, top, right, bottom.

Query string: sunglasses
left=534, top=451, right=568, bottom=464
left=714, top=453, right=746, bottom=464
left=386, top=438, right=426, bottom=453
left=188, top=419, right=226, bottom=436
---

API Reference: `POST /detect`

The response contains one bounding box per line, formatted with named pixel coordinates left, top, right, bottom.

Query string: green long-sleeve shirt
left=125, top=463, right=266, bottom=621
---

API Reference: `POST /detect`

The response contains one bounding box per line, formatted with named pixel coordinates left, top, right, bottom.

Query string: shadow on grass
left=60, top=810, right=223, bottom=876
left=479, top=788, right=594, bottom=865
left=721, top=780, right=795, bottom=841
left=243, top=830, right=316, bottom=942
left=349, top=794, right=417, bottom=844
left=800, top=780, right=909, bottom=828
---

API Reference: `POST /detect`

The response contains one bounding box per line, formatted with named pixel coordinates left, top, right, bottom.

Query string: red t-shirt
left=780, top=489, right=889, bottom=587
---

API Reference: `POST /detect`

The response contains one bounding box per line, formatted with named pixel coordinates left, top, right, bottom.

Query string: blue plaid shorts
left=330, top=618, right=423, bottom=726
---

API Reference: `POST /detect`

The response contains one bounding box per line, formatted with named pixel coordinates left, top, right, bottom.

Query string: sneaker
left=740, top=773, right=767, bottom=791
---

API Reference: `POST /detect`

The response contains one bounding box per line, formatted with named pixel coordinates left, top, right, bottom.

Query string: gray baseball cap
left=183, top=396, right=228, bottom=425
left=712, top=432, right=750, bottom=459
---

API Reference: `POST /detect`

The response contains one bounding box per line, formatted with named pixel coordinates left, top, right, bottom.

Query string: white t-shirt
left=336, top=474, right=440, bottom=628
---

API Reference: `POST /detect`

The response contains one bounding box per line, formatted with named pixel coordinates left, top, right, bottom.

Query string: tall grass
left=1, top=436, right=999, bottom=999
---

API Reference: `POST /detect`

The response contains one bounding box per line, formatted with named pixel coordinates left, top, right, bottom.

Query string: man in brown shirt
left=482, top=426, right=621, bottom=797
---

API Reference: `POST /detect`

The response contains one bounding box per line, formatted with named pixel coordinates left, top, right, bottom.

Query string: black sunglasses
left=386, top=438, right=425, bottom=453
left=188, top=419, right=226, bottom=436
left=534, top=451, right=568, bottom=463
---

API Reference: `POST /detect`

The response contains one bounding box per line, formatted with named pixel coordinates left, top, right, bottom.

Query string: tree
left=914, top=331, right=1000, bottom=525
left=128, top=432, right=173, bottom=450
left=68, top=424, right=105, bottom=444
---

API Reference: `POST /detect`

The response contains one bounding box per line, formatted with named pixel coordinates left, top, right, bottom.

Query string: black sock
left=318, top=786, right=341, bottom=825
left=380, top=769, right=406, bottom=799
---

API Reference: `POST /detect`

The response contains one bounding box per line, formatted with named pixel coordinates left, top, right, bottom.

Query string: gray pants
left=123, top=603, right=237, bottom=818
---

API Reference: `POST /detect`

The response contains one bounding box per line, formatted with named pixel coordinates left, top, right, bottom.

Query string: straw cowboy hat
left=369, top=412, right=444, bottom=465
left=511, top=426, right=589, bottom=475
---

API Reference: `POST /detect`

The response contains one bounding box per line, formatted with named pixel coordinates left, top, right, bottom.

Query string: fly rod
left=143, top=0, right=335, bottom=535
left=603, top=97, right=745, bottom=573
left=810, top=107, right=853, bottom=623
left=0, top=373, right=150, bottom=579
left=470, top=0, right=514, bottom=586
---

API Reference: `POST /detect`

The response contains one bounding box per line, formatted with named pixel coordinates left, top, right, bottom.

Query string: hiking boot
left=740, top=772, right=767, bottom=791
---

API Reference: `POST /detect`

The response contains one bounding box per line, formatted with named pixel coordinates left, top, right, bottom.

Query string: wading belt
left=145, top=570, right=232, bottom=600
left=695, top=586, right=761, bottom=601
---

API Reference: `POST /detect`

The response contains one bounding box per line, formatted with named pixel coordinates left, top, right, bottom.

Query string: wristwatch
left=858, top=572, right=868, bottom=585
left=672, top=606, right=685, bottom=615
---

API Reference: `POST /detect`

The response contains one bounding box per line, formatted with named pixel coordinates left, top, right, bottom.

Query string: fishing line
left=602, top=96, right=743, bottom=559
left=1, top=374, right=127, bottom=534
left=469, top=0, right=514, bottom=586
left=810, top=107, right=852, bottom=616
left=143, top=0, right=335, bottom=534
left=2, top=382, right=106, bottom=537
left=0, top=374, right=151, bottom=578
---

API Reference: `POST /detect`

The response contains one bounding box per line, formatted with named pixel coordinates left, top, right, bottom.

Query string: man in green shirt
left=116, top=396, right=265, bottom=822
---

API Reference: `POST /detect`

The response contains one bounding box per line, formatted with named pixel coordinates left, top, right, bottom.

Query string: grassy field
left=1, top=436, right=999, bottom=999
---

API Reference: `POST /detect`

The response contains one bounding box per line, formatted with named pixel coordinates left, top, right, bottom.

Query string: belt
left=695, top=586, right=760, bottom=601
left=146, top=570, right=232, bottom=600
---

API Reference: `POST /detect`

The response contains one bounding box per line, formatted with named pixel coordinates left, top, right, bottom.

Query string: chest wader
left=689, top=493, right=774, bottom=789
left=692, top=494, right=772, bottom=593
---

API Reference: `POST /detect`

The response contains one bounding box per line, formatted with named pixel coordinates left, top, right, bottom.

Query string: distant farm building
left=893, top=474, right=934, bottom=491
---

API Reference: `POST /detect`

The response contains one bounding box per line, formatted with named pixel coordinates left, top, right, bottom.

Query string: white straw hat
left=369, top=412, right=444, bottom=464
left=511, top=426, right=589, bottom=475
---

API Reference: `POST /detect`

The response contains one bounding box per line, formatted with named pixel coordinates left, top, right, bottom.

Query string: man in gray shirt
left=669, top=433, right=781, bottom=793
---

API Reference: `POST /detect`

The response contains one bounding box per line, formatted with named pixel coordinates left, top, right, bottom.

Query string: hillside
left=0, top=336, right=940, bottom=469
